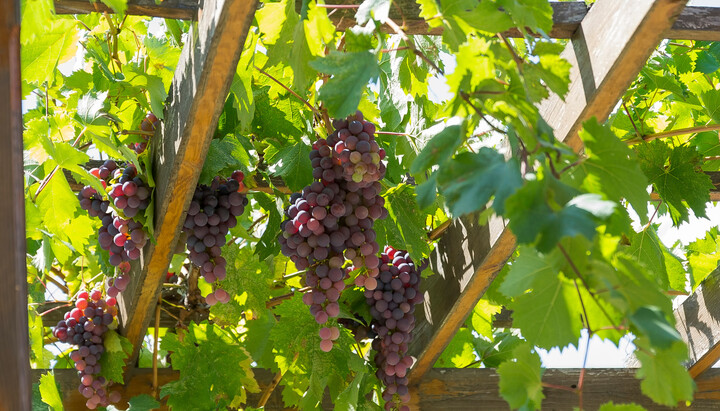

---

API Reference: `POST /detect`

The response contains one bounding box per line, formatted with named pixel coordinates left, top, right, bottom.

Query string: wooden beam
left=407, top=0, right=689, bottom=385
left=116, top=0, right=259, bottom=369
left=675, top=266, right=720, bottom=378
left=32, top=368, right=720, bottom=409
left=52, top=0, right=720, bottom=41
left=1, top=0, right=31, bottom=408
left=54, top=0, right=197, bottom=20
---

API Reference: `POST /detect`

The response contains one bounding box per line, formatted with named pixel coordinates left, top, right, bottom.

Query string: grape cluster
left=278, top=111, right=387, bottom=351
left=79, top=160, right=151, bottom=268
left=107, top=164, right=151, bottom=219
left=367, top=247, right=424, bottom=411
left=129, top=113, right=159, bottom=154
left=52, top=290, right=122, bottom=409
left=332, top=114, right=386, bottom=186
left=183, top=171, right=247, bottom=305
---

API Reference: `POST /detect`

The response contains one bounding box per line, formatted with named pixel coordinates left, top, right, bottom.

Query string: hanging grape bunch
left=368, top=247, right=424, bottom=411
left=128, top=112, right=159, bottom=154
left=278, top=111, right=387, bottom=351
left=52, top=290, right=122, bottom=409
left=78, top=160, right=150, bottom=271
left=183, top=171, right=247, bottom=305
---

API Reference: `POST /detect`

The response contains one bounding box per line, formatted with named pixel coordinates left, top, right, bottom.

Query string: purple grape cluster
left=332, top=112, right=386, bottom=186
left=128, top=113, right=159, bottom=154
left=367, top=247, right=424, bottom=411
left=78, top=160, right=151, bottom=268
left=278, top=111, right=387, bottom=351
left=52, top=290, right=122, bottom=409
left=183, top=171, right=247, bottom=305
left=107, top=164, right=151, bottom=219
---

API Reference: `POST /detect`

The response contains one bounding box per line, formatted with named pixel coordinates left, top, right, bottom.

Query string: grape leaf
left=579, top=118, right=650, bottom=223
left=100, top=0, right=127, bottom=16
left=160, top=322, right=260, bottom=410
left=99, top=330, right=132, bottom=384
left=212, top=246, right=277, bottom=323
left=37, top=171, right=79, bottom=237
left=198, top=135, right=251, bottom=185
left=38, top=372, right=63, bottom=411
left=498, top=343, right=544, bottom=410
left=686, top=227, right=720, bottom=290
left=434, top=327, right=477, bottom=368
left=436, top=148, right=523, bottom=216
left=509, top=266, right=581, bottom=349
left=635, top=340, right=695, bottom=406
left=500, top=245, right=564, bottom=298
left=264, top=143, right=313, bottom=192
left=622, top=229, right=674, bottom=290
left=496, top=0, right=553, bottom=35
left=505, top=179, right=604, bottom=253
left=310, top=51, right=380, bottom=118
left=375, top=183, right=430, bottom=259
left=410, top=124, right=464, bottom=174
left=629, top=306, right=682, bottom=350
left=636, top=141, right=714, bottom=225
left=467, top=298, right=501, bottom=339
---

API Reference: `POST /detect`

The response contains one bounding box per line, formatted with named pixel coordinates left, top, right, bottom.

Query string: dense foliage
left=22, top=0, right=720, bottom=409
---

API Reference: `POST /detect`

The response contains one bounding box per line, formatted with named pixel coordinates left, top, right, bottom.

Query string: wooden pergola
left=4, top=0, right=720, bottom=409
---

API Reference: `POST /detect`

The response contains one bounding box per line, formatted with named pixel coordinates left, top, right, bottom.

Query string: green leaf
left=579, top=118, right=650, bottom=223
left=500, top=246, right=564, bottom=297
left=467, top=299, right=501, bottom=339
left=310, top=51, right=380, bottom=118
left=434, top=327, right=477, bottom=368
left=629, top=306, right=682, bottom=350
left=623, top=228, right=679, bottom=291
left=374, top=183, right=430, bottom=259
left=212, top=246, right=277, bottom=324
left=99, top=330, right=132, bottom=384
left=410, top=124, right=464, bottom=174
left=198, top=135, right=251, bottom=185
left=635, top=340, right=695, bottom=406
left=21, top=19, right=78, bottom=87
left=510, top=264, right=581, bottom=349
left=37, top=172, right=79, bottom=237
left=636, top=141, right=714, bottom=224
left=38, top=372, right=63, bottom=411
left=498, top=343, right=544, bottom=410
left=598, top=402, right=647, bottom=411
left=264, top=143, right=313, bottom=192
left=686, top=228, right=719, bottom=290
left=76, top=90, right=108, bottom=125
left=495, top=0, right=553, bottom=35
left=505, top=179, right=600, bottom=253
left=436, top=148, right=523, bottom=216
left=161, top=322, right=260, bottom=410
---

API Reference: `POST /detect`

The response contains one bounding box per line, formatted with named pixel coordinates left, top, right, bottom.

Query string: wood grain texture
left=116, top=0, right=259, bottom=370
left=32, top=368, right=720, bottom=410
left=676, top=266, right=720, bottom=378
left=54, top=0, right=198, bottom=20
left=1, top=0, right=31, bottom=409
left=407, top=0, right=689, bottom=386
left=52, top=0, right=720, bottom=41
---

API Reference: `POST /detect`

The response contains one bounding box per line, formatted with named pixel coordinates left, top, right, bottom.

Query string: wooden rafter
left=407, top=0, right=690, bottom=385
left=676, top=266, right=720, bottom=378
left=116, top=0, right=259, bottom=369
left=31, top=367, right=720, bottom=410
left=53, top=0, right=720, bottom=41
left=1, top=0, right=31, bottom=408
